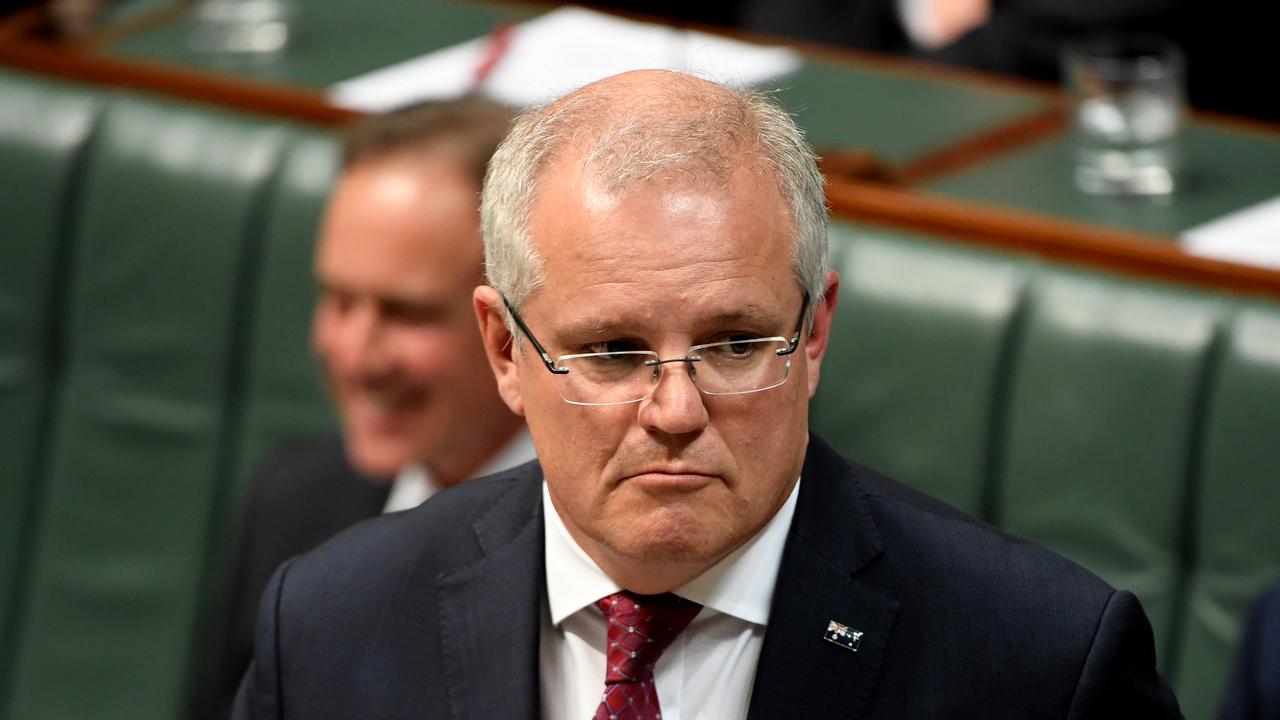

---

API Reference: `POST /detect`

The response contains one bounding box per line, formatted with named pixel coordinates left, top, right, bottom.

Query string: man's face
left=313, top=156, right=511, bottom=478
left=478, top=158, right=837, bottom=591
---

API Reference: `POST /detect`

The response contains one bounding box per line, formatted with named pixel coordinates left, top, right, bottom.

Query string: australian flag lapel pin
left=823, top=620, right=864, bottom=653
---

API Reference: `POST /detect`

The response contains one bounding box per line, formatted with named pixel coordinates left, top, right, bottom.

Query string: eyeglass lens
left=555, top=338, right=792, bottom=405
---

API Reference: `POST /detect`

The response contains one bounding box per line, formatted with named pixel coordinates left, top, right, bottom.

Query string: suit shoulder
left=800, top=440, right=1173, bottom=715
left=854, top=460, right=992, bottom=530
left=238, top=435, right=390, bottom=543
left=247, top=436, right=378, bottom=501
left=857, top=462, right=1114, bottom=601
left=282, top=464, right=542, bottom=594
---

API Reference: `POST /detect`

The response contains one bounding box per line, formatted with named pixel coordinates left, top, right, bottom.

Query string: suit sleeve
left=231, top=558, right=295, bottom=720
left=1065, top=589, right=1183, bottom=719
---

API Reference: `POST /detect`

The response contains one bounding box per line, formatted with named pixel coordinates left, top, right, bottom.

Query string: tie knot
left=595, top=591, right=701, bottom=684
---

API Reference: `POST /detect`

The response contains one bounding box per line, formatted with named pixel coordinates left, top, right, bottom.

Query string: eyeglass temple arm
left=776, top=292, right=811, bottom=357
left=501, top=295, right=569, bottom=374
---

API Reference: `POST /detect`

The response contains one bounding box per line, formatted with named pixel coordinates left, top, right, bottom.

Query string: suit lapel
left=435, top=474, right=545, bottom=720
left=747, top=437, right=899, bottom=719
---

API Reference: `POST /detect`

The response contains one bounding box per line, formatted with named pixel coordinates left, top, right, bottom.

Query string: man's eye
left=719, top=334, right=764, bottom=352
left=723, top=339, right=762, bottom=358
left=585, top=339, right=642, bottom=355
left=696, top=334, right=767, bottom=361
left=319, top=290, right=355, bottom=314
left=384, top=302, right=448, bottom=325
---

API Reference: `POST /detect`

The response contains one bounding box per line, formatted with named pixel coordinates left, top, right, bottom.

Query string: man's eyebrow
left=556, top=305, right=781, bottom=338
left=315, top=279, right=450, bottom=312
left=555, top=317, right=615, bottom=338
left=701, top=304, right=781, bottom=328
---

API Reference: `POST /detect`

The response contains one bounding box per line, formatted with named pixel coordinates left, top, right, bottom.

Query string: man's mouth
left=622, top=468, right=718, bottom=492
left=348, top=386, right=429, bottom=430
left=363, top=388, right=423, bottom=412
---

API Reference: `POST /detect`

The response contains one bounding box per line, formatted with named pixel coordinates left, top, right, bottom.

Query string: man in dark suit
left=233, top=70, right=1181, bottom=718
left=1222, top=582, right=1280, bottom=720
left=203, top=98, right=534, bottom=719
left=735, top=0, right=1280, bottom=122
left=737, top=0, right=1182, bottom=82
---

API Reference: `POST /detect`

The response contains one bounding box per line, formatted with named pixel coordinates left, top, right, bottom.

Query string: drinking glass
left=189, top=0, right=296, bottom=57
left=1062, top=35, right=1185, bottom=197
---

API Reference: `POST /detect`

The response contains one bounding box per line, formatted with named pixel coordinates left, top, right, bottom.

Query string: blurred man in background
left=586, top=0, right=1279, bottom=122
left=1222, top=581, right=1280, bottom=720
left=201, top=97, right=532, bottom=719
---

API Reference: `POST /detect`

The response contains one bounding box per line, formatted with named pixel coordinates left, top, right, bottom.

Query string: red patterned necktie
left=593, top=591, right=702, bottom=720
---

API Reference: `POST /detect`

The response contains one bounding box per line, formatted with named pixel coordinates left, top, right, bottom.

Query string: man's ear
left=474, top=285, right=525, bottom=416
left=804, top=270, right=840, bottom=399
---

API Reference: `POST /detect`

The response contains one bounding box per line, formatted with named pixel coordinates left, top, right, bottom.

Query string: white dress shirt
left=539, top=477, right=801, bottom=720
left=381, top=428, right=535, bottom=514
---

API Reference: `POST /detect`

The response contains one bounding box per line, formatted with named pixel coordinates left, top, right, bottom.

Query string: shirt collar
left=475, top=426, right=536, bottom=478
left=384, top=427, right=535, bottom=514
left=543, top=476, right=801, bottom=627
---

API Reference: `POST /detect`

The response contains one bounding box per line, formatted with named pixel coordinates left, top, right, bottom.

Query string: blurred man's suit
left=231, top=436, right=1180, bottom=718
left=736, top=0, right=1279, bottom=121
left=1222, top=582, right=1280, bottom=720
left=208, top=436, right=388, bottom=716
left=738, top=0, right=1181, bottom=80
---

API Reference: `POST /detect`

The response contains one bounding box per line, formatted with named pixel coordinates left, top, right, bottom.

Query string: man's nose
left=637, top=360, right=709, bottom=435
left=333, top=304, right=391, bottom=375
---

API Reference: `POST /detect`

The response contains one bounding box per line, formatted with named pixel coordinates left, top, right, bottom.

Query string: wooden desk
left=3, top=0, right=1279, bottom=302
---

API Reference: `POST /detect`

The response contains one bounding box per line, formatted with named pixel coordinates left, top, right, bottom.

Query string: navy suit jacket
left=232, top=435, right=1181, bottom=718
left=200, top=437, right=390, bottom=720
left=1221, top=583, right=1280, bottom=720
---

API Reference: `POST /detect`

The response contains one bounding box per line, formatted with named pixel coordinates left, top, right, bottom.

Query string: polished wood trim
left=826, top=179, right=1280, bottom=301
left=4, top=1, right=1279, bottom=300
left=84, top=0, right=196, bottom=49
left=2, top=0, right=1066, bottom=166
left=1189, top=106, right=1280, bottom=140
left=0, top=37, right=358, bottom=125
left=817, top=149, right=898, bottom=183
left=894, top=106, right=1066, bottom=185
left=0, top=5, right=46, bottom=44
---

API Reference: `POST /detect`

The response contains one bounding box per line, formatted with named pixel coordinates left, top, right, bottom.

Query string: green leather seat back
left=0, top=68, right=103, bottom=699
left=5, top=94, right=290, bottom=720
left=183, top=131, right=342, bottom=716
left=231, top=131, right=341, bottom=491
left=815, top=222, right=1026, bottom=517
left=996, top=269, right=1225, bottom=668
left=1171, top=301, right=1280, bottom=720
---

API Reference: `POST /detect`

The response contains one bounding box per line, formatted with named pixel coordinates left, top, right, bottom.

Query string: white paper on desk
left=1181, top=196, right=1280, bottom=270
left=328, top=7, right=802, bottom=112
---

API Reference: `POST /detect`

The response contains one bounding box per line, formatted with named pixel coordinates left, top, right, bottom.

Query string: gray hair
left=342, top=95, right=513, bottom=188
left=480, top=72, right=828, bottom=331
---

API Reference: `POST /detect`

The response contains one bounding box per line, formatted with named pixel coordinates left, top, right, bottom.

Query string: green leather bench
left=0, top=67, right=101, bottom=708
left=2, top=66, right=1277, bottom=720
left=0, top=68, right=337, bottom=720
left=817, top=224, right=1280, bottom=720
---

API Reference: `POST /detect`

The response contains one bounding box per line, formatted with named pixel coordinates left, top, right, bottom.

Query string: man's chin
left=606, top=507, right=723, bottom=565
left=345, top=439, right=416, bottom=480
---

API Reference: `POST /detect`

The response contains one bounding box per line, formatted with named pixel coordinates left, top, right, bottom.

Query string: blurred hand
left=48, top=0, right=107, bottom=39
left=900, top=0, right=991, bottom=48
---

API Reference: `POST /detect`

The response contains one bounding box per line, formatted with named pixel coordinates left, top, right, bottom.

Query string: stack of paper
left=1181, top=196, right=1280, bottom=271
left=329, top=7, right=803, bottom=111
